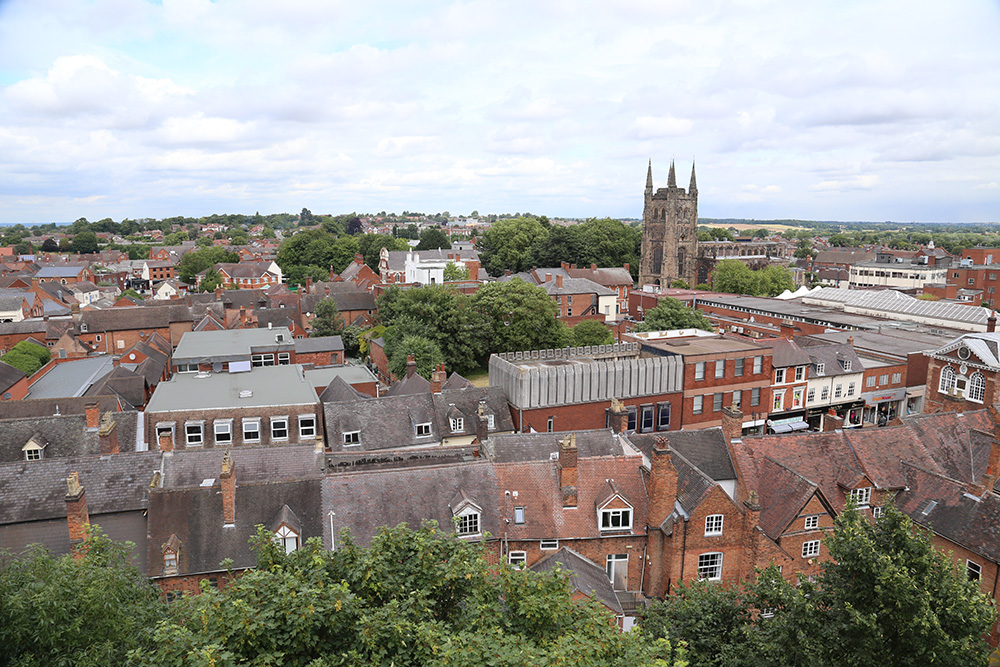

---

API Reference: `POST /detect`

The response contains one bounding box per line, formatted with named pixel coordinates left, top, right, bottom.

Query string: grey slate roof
left=0, top=361, right=27, bottom=394
left=486, top=430, right=625, bottom=463
left=172, top=327, right=294, bottom=363
left=324, top=392, right=440, bottom=451
left=322, top=459, right=500, bottom=547
left=159, top=445, right=325, bottom=490
left=627, top=428, right=736, bottom=482
left=530, top=547, right=623, bottom=614
left=433, top=386, right=515, bottom=437
left=796, top=341, right=862, bottom=377
left=0, top=410, right=142, bottom=462
left=295, top=336, right=344, bottom=354
left=26, top=356, right=116, bottom=399
left=318, top=375, right=372, bottom=402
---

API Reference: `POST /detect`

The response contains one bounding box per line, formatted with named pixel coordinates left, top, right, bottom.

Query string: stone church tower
left=639, top=160, right=698, bottom=289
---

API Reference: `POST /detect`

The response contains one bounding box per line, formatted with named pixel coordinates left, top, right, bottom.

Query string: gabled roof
left=755, top=337, right=812, bottom=368
left=0, top=361, right=27, bottom=394
left=530, top=547, right=623, bottom=614
left=486, top=430, right=626, bottom=463
left=323, top=392, right=439, bottom=451
left=672, top=449, right=717, bottom=518
left=754, top=457, right=823, bottom=540
left=295, top=336, right=344, bottom=354
left=319, top=376, right=370, bottom=403
left=897, top=462, right=1000, bottom=563
left=627, top=429, right=736, bottom=482
left=383, top=373, right=431, bottom=397
left=432, top=386, right=515, bottom=437
left=322, top=460, right=500, bottom=547
left=796, top=340, right=863, bottom=376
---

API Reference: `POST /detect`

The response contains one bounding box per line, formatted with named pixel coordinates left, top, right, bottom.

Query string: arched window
left=939, top=365, right=956, bottom=394
left=969, top=372, right=986, bottom=403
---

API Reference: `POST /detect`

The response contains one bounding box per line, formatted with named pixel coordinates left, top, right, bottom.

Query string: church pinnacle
left=645, top=159, right=653, bottom=196
left=689, top=161, right=697, bottom=193
left=667, top=160, right=677, bottom=188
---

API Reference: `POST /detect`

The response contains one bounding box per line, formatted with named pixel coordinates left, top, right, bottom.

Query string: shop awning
left=770, top=420, right=809, bottom=433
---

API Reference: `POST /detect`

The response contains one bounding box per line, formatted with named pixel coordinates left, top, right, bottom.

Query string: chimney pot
left=65, top=472, right=90, bottom=557
left=98, top=413, right=119, bottom=455
left=406, top=354, right=417, bottom=378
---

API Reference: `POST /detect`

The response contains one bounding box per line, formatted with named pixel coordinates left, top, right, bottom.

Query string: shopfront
left=861, top=388, right=906, bottom=426
left=767, top=413, right=810, bottom=434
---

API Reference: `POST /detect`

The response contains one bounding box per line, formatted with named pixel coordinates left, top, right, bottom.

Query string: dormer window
left=601, top=508, right=632, bottom=530
left=456, top=509, right=480, bottom=536
left=275, top=524, right=299, bottom=554
left=161, top=534, right=181, bottom=576
left=415, top=422, right=432, bottom=437
left=487, top=414, right=495, bottom=430
left=23, top=441, right=44, bottom=461
left=849, top=487, right=872, bottom=507
left=815, top=363, right=825, bottom=375
left=841, top=359, right=852, bottom=371
left=450, top=417, right=464, bottom=433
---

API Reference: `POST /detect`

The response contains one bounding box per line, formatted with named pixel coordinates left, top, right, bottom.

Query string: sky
left=1, top=0, right=999, bottom=225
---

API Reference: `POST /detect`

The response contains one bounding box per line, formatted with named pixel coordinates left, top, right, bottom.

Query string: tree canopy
left=176, top=246, right=239, bottom=284
left=132, top=523, right=687, bottom=667
left=643, top=502, right=996, bottom=667
left=470, top=279, right=568, bottom=354
left=310, top=297, right=346, bottom=337
left=569, top=319, right=615, bottom=347
left=0, top=527, right=165, bottom=667
left=710, top=260, right=795, bottom=297
left=635, top=297, right=715, bottom=332
left=0, top=339, right=51, bottom=376
left=415, top=228, right=451, bottom=251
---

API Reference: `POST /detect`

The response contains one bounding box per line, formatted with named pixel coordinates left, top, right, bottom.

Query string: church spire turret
left=667, top=160, right=676, bottom=188
left=645, top=159, right=653, bottom=196
left=689, top=161, right=697, bottom=193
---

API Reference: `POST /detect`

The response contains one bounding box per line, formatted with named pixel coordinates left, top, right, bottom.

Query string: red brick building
left=923, top=331, right=1000, bottom=414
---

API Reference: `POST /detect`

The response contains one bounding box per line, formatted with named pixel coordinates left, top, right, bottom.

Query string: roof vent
left=549, top=452, right=559, bottom=461
left=239, top=389, right=253, bottom=399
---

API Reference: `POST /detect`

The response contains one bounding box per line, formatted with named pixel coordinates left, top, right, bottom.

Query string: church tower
left=639, top=160, right=699, bottom=289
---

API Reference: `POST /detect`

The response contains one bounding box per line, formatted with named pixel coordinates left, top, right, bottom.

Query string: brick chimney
left=430, top=363, right=447, bottom=393
left=721, top=406, right=743, bottom=447
left=239, top=306, right=248, bottom=327
left=649, top=437, right=678, bottom=526
left=65, top=472, right=90, bottom=558
left=608, top=397, right=630, bottom=434
left=305, top=277, right=313, bottom=293
left=158, top=429, right=174, bottom=453
left=354, top=253, right=364, bottom=265
left=330, top=265, right=337, bottom=281
left=823, top=409, right=844, bottom=432
left=561, top=262, right=569, bottom=270
left=84, top=402, right=100, bottom=430
left=99, top=412, right=119, bottom=455
left=558, top=433, right=578, bottom=507
left=215, top=286, right=223, bottom=298
left=475, top=400, right=490, bottom=444
left=220, top=450, right=236, bottom=526
left=624, top=262, right=630, bottom=273
left=989, top=313, right=997, bottom=333
left=741, top=490, right=763, bottom=580
left=544, top=273, right=552, bottom=283
left=406, top=354, right=417, bottom=378
left=779, top=320, right=794, bottom=339
left=556, top=274, right=564, bottom=289
left=591, top=263, right=597, bottom=270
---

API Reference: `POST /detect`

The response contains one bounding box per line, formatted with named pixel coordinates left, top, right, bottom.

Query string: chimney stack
left=475, top=400, right=490, bottom=444
left=556, top=274, right=564, bottom=289
left=84, top=402, right=100, bottom=430
left=591, top=263, right=597, bottom=270
left=721, top=406, right=743, bottom=448
left=158, top=429, right=174, bottom=453
left=220, top=451, right=236, bottom=525
left=647, top=437, right=677, bottom=529
left=608, top=397, right=630, bottom=434
left=430, top=363, right=447, bottom=393
left=545, top=273, right=552, bottom=283
left=305, top=277, right=313, bottom=293
left=624, top=262, right=630, bottom=273
left=99, top=412, right=119, bottom=455
left=406, top=354, right=417, bottom=378
left=558, top=434, right=578, bottom=507
left=65, top=472, right=90, bottom=558
left=354, top=253, right=364, bottom=265
left=989, top=313, right=997, bottom=333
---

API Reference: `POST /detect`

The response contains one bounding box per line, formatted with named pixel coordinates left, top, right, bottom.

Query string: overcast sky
left=1, top=0, right=999, bottom=225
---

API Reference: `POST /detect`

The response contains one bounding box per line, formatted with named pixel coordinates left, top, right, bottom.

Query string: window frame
left=298, top=415, right=316, bottom=439
left=967, top=559, right=982, bottom=582
left=969, top=372, right=986, bottom=403
left=450, top=417, right=465, bottom=433
left=540, top=539, right=559, bottom=550
left=751, top=387, right=761, bottom=407
left=693, top=395, right=703, bottom=415
left=214, top=419, right=233, bottom=445
left=804, top=515, right=819, bottom=530
left=697, top=552, right=723, bottom=581
left=508, top=551, right=527, bottom=569
left=752, top=356, right=763, bottom=374
left=657, top=402, right=671, bottom=430
left=775, top=368, right=785, bottom=384
left=242, top=418, right=261, bottom=443
left=695, top=361, right=706, bottom=380
left=275, top=524, right=299, bottom=554
left=715, top=360, right=724, bottom=379
left=735, top=357, right=745, bottom=377
left=185, top=421, right=204, bottom=447
left=343, top=430, right=361, bottom=446
left=271, top=416, right=289, bottom=441
left=849, top=487, right=872, bottom=507
left=600, top=507, right=633, bottom=531
left=705, top=514, right=724, bottom=536
left=415, top=422, right=432, bottom=437
left=456, top=510, right=481, bottom=537
left=713, top=392, right=723, bottom=412
left=802, top=540, right=821, bottom=558
left=514, top=506, right=525, bottom=524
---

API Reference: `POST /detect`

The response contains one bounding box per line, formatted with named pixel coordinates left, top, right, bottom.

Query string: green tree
left=710, top=260, right=758, bottom=295
left=477, top=216, right=549, bottom=276
left=68, top=230, right=99, bottom=254
left=133, top=523, right=686, bottom=667
left=416, top=228, right=451, bottom=250
left=756, top=265, right=796, bottom=296
left=388, top=334, right=446, bottom=379
left=357, top=233, right=408, bottom=270
left=569, top=319, right=614, bottom=346
left=177, top=246, right=239, bottom=284
left=0, top=340, right=50, bottom=376
left=470, top=279, right=567, bottom=353
left=0, top=527, right=165, bottom=667
left=525, top=225, right=583, bottom=269
left=443, top=261, right=470, bottom=281
left=635, top=297, right=714, bottom=332
left=310, top=297, right=346, bottom=337
left=41, top=238, right=59, bottom=252
left=378, top=285, right=490, bottom=373
left=198, top=268, right=223, bottom=292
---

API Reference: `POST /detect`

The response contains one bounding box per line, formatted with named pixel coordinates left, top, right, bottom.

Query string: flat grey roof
left=172, top=327, right=293, bottom=362
left=27, top=356, right=115, bottom=399
left=304, top=364, right=378, bottom=386
left=146, top=364, right=318, bottom=412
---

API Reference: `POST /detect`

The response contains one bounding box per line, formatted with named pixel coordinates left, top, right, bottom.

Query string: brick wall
left=513, top=393, right=683, bottom=434
left=924, top=357, right=999, bottom=414
left=147, top=403, right=321, bottom=450
left=506, top=535, right=646, bottom=591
